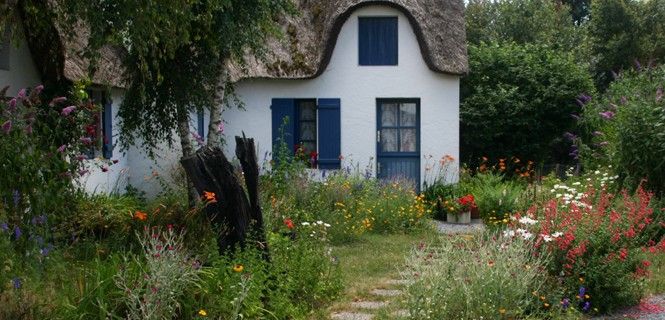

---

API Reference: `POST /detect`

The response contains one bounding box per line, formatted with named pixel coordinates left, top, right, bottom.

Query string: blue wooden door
left=376, top=99, right=420, bottom=190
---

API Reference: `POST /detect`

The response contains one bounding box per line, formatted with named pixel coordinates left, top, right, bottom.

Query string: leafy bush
left=505, top=183, right=665, bottom=313
left=578, top=66, right=665, bottom=195
left=461, top=42, right=595, bottom=165
left=402, top=234, right=550, bottom=319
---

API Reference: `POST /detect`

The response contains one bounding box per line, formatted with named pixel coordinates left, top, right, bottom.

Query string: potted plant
left=444, top=194, right=476, bottom=224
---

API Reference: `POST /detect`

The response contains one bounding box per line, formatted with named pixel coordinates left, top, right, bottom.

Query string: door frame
left=376, top=98, right=421, bottom=189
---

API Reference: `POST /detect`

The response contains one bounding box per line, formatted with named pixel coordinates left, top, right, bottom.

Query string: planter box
left=447, top=211, right=471, bottom=224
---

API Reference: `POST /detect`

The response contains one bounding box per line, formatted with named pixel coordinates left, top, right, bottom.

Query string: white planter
left=447, top=211, right=471, bottom=224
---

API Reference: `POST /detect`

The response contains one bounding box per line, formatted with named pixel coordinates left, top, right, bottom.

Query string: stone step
left=371, top=289, right=403, bottom=297
left=351, top=301, right=389, bottom=310
left=330, top=312, right=374, bottom=320
left=393, top=309, right=410, bottom=318
left=385, top=279, right=412, bottom=286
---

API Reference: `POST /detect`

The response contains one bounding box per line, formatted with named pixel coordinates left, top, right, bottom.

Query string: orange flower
left=487, top=260, right=495, bottom=267
left=284, top=218, right=294, bottom=229
left=134, top=210, right=148, bottom=221
left=202, top=191, right=217, bottom=204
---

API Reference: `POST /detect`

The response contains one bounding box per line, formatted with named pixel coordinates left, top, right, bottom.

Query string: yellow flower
left=233, top=264, right=244, bottom=273
left=499, top=308, right=506, bottom=314
left=198, top=309, right=207, bottom=316
left=544, top=303, right=550, bottom=308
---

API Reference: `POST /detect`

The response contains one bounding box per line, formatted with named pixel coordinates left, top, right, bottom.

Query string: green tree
left=48, top=0, right=292, bottom=201
left=460, top=42, right=595, bottom=165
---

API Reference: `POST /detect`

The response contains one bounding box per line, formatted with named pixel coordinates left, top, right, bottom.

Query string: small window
left=85, top=89, right=113, bottom=159
left=296, top=99, right=317, bottom=167
left=0, top=30, right=10, bottom=70
left=358, top=17, right=398, bottom=66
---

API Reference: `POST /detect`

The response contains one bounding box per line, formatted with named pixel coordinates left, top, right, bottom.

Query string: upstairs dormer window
left=0, top=30, right=9, bottom=70
left=358, top=16, right=398, bottom=66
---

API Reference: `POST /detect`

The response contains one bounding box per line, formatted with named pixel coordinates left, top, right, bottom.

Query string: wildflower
left=233, top=264, right=244, bottom=273
left=499, top=308, right=506, bottom=314
left=561, top=298, right=570, bottom=309
left=217, top=122, right=224, bottom=133
left=57, top=144, right=67, bottom=153
left=202, top=191, right=217, bottom=204
left=12, top=277, right=21, bottom=289
left=487, top=260, right=495, bottom=267
left=79, top=137, right=92, bottom=145
left=14, top=226, right=21, bottom=239
left=284, top=218, right=294, bottom=229
left=599, top=111, right=615, bottom=120
left=34, top=84, right=44, bottom=94
left=579, top=286, right=586, bottom=297
left=17, top=88, right=26, bottom=99
left=61, top=105, right=76, bottom=116
left=544, top=303, right=550, bottom=308
left=0, top=222, right=7, bottom=232
left=134, top=211, right=148, bottom=221
left=198, top=309, right=208, bottom=317
left=301, top=222, right=310, bottom=226
left=49, top=96, right=67, bottom=106
left=592, top=131, right=604, bottom=136
left=583, top=301, right=591, bottom=312
left=2, top=120, right=12, bottom=134
left=7, top=98, right=17, bottom=112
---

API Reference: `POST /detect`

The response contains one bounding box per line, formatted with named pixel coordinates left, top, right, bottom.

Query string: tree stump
left=180, top=136, right=269, bottom=260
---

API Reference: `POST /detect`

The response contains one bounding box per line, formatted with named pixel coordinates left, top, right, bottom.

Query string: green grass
left=646, top=252, right=665, bottom=295
left=310, top=231, right=436, bottom=319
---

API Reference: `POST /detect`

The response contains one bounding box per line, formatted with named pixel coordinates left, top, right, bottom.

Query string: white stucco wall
left=222, top=5, right=460, bottom=187
left=0, top=26, right=42, bottom=96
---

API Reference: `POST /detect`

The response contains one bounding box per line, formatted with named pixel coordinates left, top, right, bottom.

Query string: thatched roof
left=228, top=0, right=468, bottom=81
left=26, top=0, right=467, bottom=88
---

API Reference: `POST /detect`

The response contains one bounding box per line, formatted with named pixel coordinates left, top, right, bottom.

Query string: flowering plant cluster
left=443, top=194, right=477, bottom=215
left=504, top=182, right=665, bottom=313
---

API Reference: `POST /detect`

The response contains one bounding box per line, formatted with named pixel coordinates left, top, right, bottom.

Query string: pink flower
left=57, top=145, right=67, bottom=153
left=34, top=85, right=44, bottom=95
left=79, top=137, right=92, bottom=145
left=7, top=98, right=17, bottom=112
left=49, top=97, right=66, bottom=106
left=2, top=120, right=11, bottom=134
left=17, top=88, right=26, bottom=99
left=217, top=122, right=225, bottom=133
left=61, top=106, right=76, bottom=116
left=599, top=111, right=615, bottom=120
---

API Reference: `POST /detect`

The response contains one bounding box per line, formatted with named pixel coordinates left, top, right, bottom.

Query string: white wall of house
left=222, top=5, right=460, bottom=187
left=0, top=26, right=42, bottom=96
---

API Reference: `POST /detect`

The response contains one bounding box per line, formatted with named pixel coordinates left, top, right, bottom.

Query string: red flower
left=284, top=218, right=294, bottom=230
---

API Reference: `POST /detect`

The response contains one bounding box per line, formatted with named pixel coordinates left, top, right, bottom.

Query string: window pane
left=381, top=103, right=398, bottom=126
left=381, top=128, right=398, bottom=152
left=299, top=101, right=316, bottom=121
left=400, top=129, right=416, bottom=152
left=300, top=122, right=316, bottom=141
left=400, top=103, right=416, bottom=126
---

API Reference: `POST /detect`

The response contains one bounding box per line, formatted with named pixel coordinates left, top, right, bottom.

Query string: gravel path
left=433, top=218, right=485, bottom=234
left=591, top=295, right=665, bottom=320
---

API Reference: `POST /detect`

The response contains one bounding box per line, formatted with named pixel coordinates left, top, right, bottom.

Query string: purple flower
left=2, top=120, right=12, bottom=134
left=563, top=132, right=577, bottom=141
left=217, top=122, right=224, bottom=134
left=57, top=144, right=67, bottom=153
left=0, top=222, right=8, bottom=232
left=657, top=87, right=663, bottom=102
left=17, top=88, right=26, bottom=100
left=599, top=111, right=615, bottom=120
left=562, top=298, right=570, bottom=310
left=635, top=59, right=642, bottom=71
left=79, top=137, right=92, bottom=145
left=583, top=301, right=591, bottom=312
left=620, top=96, right=628, bottom=105
left=12, top=190, right=20, bottom=207
left=34, top=85, right=44, bottom=95
left=7, top=98, right=17, bottom=112
left=597, top=141, right=609, bottom=147
left=14, top=226, right=22, bottom=239
left=579, top=286, right=586, bottom=297
left=576, top=94, right=592, bottom=107
left=592, top=131, right=604, bottom=136
left=49, top=97, right=66, bottom=106
left=12, top=277, right=21, bottom=289
left=61, top=106, right=76, bottom=116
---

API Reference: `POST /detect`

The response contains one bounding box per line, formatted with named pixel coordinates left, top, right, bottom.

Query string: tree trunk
left=180, top=137, right=269, bottom=260
left=207, top=61, right=228, bottom=148
left=176, top=107, right=198, bottom=207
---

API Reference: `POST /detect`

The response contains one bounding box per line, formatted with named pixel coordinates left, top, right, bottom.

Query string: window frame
left=85, top=89, right=110, bottom=159
left=295, top=98, right=318, bottom=168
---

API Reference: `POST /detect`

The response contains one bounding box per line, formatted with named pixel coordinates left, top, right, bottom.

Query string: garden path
left=592, top=295, right=665, bottom=320
left=329, top=220, right=484, bottom=319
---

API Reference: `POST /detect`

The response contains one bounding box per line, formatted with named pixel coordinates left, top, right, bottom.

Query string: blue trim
left=197, top=111, right=205, bottom=140
left=376, top=98, right=420, bottom=190
left=358, top=16, right=398, bottom=66
left=317, top=98, right=341, bottom=169
left=102, top=98, right=113, bottom=159
left=271, top=98, right=297, bottom=157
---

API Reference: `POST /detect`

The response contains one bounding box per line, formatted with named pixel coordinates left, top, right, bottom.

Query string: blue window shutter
left=359, top=17, right=398, bottom=66
left=102, top=100, right=113, bottom=159
left=317, top=98, right=341, bottom=169
left=197, top=111, right=205, bottom=140
left=271, top=98, right=296, bottom=157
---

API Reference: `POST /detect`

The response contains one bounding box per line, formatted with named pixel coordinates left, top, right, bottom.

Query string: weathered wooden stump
left=180, top=136, right=269, bottom=260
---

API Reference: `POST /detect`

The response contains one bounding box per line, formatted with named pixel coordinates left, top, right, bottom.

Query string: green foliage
left=465, top=0, right=588, bottom=60
left=461, top=42, right=595, bottom=164
left=402, top=234, right=550, bottom=319
left=56, top=0, right=294, bottom=156
left=578, top=66, right=665, bottom=195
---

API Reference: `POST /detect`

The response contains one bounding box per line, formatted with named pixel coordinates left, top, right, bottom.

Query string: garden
left=2, top=0, right=665, bottom=319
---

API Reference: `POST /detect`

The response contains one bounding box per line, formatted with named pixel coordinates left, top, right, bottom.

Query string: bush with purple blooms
left=0, top=84, right=117, bottom=251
